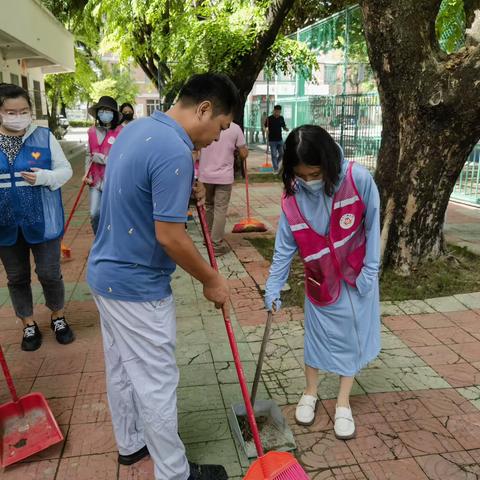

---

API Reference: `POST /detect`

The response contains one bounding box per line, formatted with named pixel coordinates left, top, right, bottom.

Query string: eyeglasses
left=1, top=110, right=30, bottom=116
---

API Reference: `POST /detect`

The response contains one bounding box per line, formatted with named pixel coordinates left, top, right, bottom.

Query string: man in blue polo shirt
left=87, top=74, right=237, bottom=480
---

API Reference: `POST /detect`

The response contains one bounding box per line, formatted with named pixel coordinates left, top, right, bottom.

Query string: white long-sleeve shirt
left=22, top=125, right=73, bottom=191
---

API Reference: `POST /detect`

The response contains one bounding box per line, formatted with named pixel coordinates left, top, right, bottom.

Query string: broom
left=232, top=157, right=267, bottom=233
left=260, top=144, right=273, bottom=172
left=61, top=163, right=92, bottom=259
left=197, top=205, right=308, bottom=480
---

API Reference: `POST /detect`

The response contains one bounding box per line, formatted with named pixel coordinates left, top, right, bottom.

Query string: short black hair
left=0, top=83, right=32, bottom=109
left=120, top=102, right=134, bottom=112
left=274, top=105, right=282, bottom=110
left=177, top=73, right=239, bottom=116
left=282, top=125, right=342, bottom=197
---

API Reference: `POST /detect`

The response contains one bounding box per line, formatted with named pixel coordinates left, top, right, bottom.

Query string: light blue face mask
left=98, top=110, right=114, bottom=124
left=296, top=177, right=324, bottom=192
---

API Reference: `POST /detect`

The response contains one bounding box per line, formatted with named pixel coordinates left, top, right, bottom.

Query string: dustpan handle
left=196, top=205, right=264, bottom=458
left=250, top=310, right=273, bottom=407
left=0, top=344, right=18, bottom=402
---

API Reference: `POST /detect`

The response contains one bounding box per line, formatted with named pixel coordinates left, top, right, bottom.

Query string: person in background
left=199, top=122, right=248, bottom=256
left=264, top=105, right=288, bottom=173
left=87, top=73, right=238, bottom=480
left=0, top=83, right=75, bottom=351
left=265, top=125, right=380, bottom=440
left=120, top=102, right=135, bottom=126
left=85, top=96, right=122, bottom=234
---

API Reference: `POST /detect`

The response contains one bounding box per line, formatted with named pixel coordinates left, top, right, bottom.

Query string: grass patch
left=246, top=236, right=305, bottom=308
left=247, top=237, right=480, bottom=306
left=380, top=245, right=480, bottom=301
left=238, top=173, right=282, bottom=183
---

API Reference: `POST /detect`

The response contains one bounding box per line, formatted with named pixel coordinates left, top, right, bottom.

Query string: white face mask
left=1, top=113, right=32, bottom=132
left=296, top=177, right=324, bottom=192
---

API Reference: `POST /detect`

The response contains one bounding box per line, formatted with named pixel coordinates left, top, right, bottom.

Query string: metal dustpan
left=228, top=399, right=296, bottom=458
left=0, top=346, right=63, bottom=467
left=229, top=312, right=296, bottom=458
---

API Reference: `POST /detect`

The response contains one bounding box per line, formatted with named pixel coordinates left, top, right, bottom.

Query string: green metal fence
left=280, top=94, right=381, bottom=172
left=244, top=3, right=480, bottom=206
left=454, top=146, right=480, bottom=205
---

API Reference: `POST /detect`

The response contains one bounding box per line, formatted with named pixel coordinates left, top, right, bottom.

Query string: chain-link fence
left=244, top=3, right=480, bottom=205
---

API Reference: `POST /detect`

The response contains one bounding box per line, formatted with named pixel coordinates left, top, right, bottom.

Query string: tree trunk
left=229, top=0, right=295, bottom=128
left=359, top=0, right=480, bottom=272
left=47, top=88, right=60, bottom=133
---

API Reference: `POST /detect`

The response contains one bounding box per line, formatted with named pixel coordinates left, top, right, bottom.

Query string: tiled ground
left=0, top=142, right=479, bottom=479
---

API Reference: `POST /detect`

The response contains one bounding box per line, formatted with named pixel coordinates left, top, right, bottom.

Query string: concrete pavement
left=0, top=140, right=479, bottom=479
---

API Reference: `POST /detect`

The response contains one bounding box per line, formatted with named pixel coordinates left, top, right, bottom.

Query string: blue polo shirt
left=87, top=111, right=194, bottom=301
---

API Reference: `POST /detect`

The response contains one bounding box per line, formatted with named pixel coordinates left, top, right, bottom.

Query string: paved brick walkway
left=0, top=141, right=479, bottom=479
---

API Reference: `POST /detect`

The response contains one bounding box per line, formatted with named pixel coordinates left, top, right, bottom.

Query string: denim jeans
left=89, top=187, right=102, bottom=234
left=0, top=231, right=65, bottom=319
left=268, top=141, right=284, bottom=171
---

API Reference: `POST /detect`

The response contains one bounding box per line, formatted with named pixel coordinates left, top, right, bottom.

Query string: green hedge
left=68, top=120, right=93, bottom=127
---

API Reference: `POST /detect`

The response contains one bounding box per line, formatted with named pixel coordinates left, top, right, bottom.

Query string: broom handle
left=244, top=157, right=252, bottom=220
left=0, top=344, right=18, bottom=402
left=63, top=162, right=92, bottom=236
left=250, top=310, right=273, bottom=407
left=196, top=205, right=264, bottom=458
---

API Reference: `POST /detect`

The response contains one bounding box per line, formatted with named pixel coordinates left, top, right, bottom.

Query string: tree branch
left=441, top=43, right=480, bottom=117
left=229, top=0, right=295, bottom=91
left=464, top=0, right=480, bottom=28
left=135, top=55, right=158, bottom=88
left=259, top=0, right=296, bottom=53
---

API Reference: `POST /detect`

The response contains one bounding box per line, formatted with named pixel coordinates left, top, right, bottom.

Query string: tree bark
left=358, top=0, right=480, bottom=272
left=229, top=0, right=296, bottom=127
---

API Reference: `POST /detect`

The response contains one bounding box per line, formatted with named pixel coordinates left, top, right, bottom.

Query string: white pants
left=94, top=294, right=189, bottom=480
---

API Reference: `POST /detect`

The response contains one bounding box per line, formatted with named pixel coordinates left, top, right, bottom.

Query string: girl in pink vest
left=265, top=125, right=381, bottom=440
left=84, top=96, right=122, bottom=234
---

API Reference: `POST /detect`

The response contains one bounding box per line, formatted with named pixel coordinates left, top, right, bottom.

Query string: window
left=33, top=81, right=43, bottom=119
left=10, top=73, right=19, bottom=86
left=146, top=99, right=161, bottom=116
left=324, top=65, right=337, bottom=85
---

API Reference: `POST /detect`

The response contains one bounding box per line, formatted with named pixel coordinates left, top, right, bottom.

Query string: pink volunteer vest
left=87, top=126, right=122, bottom=187
left=282, top=162, right=366, bottom=306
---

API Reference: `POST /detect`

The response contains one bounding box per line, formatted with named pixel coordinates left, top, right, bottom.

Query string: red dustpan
left=0, top=344, right=63, bottom=467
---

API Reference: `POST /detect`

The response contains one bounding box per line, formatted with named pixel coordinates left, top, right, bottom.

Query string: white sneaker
left=334, top=405, right=356, bottom=440
left=295, top=394, right=318, bottom=426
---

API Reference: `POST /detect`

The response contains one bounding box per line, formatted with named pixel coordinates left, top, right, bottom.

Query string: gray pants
left=0, top=232, right=64, bottom=319
left=204, top=183, right=233, bottom=246
left=93, top=294, right=189, bottom=480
